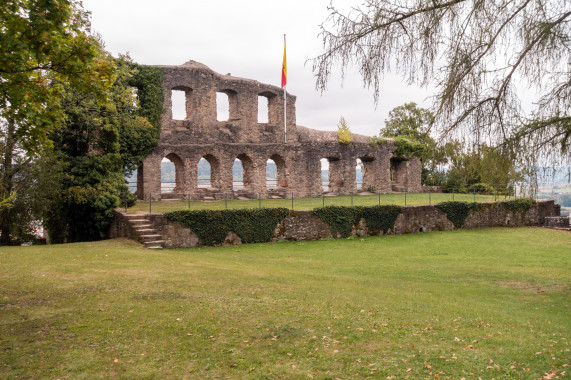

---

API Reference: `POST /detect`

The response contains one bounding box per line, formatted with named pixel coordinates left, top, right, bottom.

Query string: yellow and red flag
left=281, top=36, right=287, bottom=88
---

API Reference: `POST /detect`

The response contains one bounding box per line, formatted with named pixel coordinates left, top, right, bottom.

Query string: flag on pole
left=281, top=36, right=287, bottom=88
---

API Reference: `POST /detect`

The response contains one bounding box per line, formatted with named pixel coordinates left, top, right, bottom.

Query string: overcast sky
left=82, top=0, right=431, bottom=137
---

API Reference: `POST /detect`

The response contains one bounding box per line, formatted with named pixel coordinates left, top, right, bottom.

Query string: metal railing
left=122, top=184, right=553, bottom=214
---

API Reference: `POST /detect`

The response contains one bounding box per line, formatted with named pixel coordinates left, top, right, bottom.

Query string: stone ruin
left=135, top=60, right=421, bottom=200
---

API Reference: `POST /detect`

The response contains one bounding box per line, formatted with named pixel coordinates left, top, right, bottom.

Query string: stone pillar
left=405, top=157, right=422, bottom=192
left=185, top=157, right=198, bottom=197
left=142, top=154, right=162, bottom=201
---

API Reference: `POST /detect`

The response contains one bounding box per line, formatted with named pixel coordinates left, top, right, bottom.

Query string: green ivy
left=128, top=63, right=164, bottom=141
left=313, top=205, right=402, bottom=237
left=436, top=201, right=479, bottom=229
left=504, top=198, right=535, bottom=219
left=165, top=208, right=289, bottom=246
left=313, top=206, right=364, bottom=238
left=361, top=205, right=403, bottom=234
left=392, top=136, right=427, bottom=161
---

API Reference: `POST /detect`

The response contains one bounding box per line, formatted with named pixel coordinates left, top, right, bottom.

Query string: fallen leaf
left=406, top=368, right=412, bottom=372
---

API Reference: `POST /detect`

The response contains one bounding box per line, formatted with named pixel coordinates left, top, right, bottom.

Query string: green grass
left=129, top=192, right=502, bottom=214
left=1, top=228, right=569, bottom=379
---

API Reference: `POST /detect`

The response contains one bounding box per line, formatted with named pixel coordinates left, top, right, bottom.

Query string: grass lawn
left=0, top=228, right=569, bottom=379
left=128, top=192, right=502, bottom=214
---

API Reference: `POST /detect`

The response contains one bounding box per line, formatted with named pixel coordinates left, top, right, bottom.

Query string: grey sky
left=82, top=0, right=430, bottom=137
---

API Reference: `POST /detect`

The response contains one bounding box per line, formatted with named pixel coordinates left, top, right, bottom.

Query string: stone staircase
left=124, top=214, right=165, bottom=249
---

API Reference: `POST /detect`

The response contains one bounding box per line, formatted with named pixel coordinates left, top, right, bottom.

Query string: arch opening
left=161, top=153, right=184, bottom=194
left=197, top=158, right=211, bottom=188
left=356, top=158, right=363, bottom=190
left=234, top=153, right=254, bottom=190
left=320, top=158, right=330, bottom=192
left=359, top=156, right=376, bottom=192
left=266, top=158, right=277, bottom=189
left=267, top=154, right=287, bottom=190
left=199, top=155, right=220, bottom=190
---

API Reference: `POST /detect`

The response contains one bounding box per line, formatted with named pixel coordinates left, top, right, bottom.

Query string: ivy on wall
left=361, top=205, right=403, bottom=235
left=313, top=205, right=402, bottom=237
left=504, top=198, right=535, bottom=222
left=436, top=201, right=480, bottom=229
left=313, top=206, right=363, bottom=237
left=368, top=136, right=425, bottom=160
left=128, top=63, right=164, bottom=145
left=165, top=208, right=290, bottom=246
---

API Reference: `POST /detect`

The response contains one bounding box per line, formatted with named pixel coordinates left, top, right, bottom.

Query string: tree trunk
left=0, top=117, right=16, bottom=245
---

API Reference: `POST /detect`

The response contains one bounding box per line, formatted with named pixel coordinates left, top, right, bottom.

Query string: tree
left=44, top=55, right=161, bottom=243
left=337, top=116, right=354, bottom=144
left=0, top=0, right=114, bottom=244
left=312, top=0, right=570, bottom=165
left=380, top=102, right=435, bottom=160
left=381, top=102, right=434, bottom=141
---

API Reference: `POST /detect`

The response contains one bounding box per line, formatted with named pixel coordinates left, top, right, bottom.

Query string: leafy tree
left=380, top=102, right=435, bottom=163
left=337, top=116, right=354, bottom=144
left=381, top=102, right=434, bottom=141
left=0, top=0, right=114, bottom=244
left=44, top=55, right=161, bottom=243
left=312, top=0, right=570, bottom=165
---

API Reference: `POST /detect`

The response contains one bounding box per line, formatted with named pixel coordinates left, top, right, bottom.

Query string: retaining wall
left=110, top=200, right=561, bottom=248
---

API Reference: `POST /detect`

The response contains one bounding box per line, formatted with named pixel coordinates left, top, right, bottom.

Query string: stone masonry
left=136, top=60, right=422, bottom=200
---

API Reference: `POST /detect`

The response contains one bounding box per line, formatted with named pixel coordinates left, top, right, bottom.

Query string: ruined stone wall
left=112, top=200, right=559, bottom=248
left=136, top=60, right=422, bottom=200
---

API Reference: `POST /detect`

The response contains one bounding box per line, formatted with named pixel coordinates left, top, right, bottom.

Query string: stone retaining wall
left=111, top=200, right=561, bottom=249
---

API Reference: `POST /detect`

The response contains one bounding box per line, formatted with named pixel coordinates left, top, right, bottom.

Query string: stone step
left=140, top=234, right=162, bottom=242
left=145, top=240, right=165, bottom=249
left=124, top=214, right=148, bottom=220
left=130, top=219, right=150, bottom=225
left=134, top=227, right=154, bottom=233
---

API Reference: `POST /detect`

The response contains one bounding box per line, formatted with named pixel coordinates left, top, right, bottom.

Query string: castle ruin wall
left=136, top=60, right=422, bottom=200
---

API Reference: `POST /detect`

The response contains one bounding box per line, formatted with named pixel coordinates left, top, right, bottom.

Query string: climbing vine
left=165, top=208, right=290, bottom=246
left=313, top=205, right=402, bottom=237
left=368, top=136, right=425, bottom=160
left=360, top=205, right=402, bottom=235
left=128, top=63, right=164, bottom=141
left=313, top=206, right=364, bottom=238
left=392, top=136, right=427, bottom=161
left=504, top=198, right=535, bottom=221
left=436, top=201, right=480, bottom=229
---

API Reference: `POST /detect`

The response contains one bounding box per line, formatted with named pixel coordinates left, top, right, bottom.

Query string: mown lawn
left=128, top=192, right=502, bottom=214
left=0, top=228, right=569, bottom=379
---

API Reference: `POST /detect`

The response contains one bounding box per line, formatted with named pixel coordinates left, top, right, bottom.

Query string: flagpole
left=283, top=34, right=287, bottom=144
